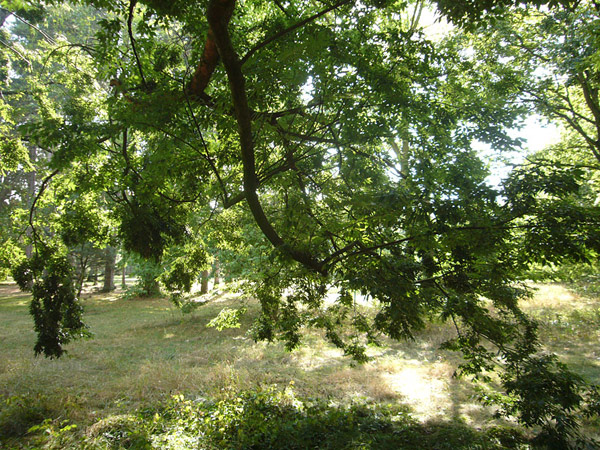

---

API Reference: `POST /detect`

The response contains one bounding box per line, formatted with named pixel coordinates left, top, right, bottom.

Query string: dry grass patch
left=523, top=282, right=597, bottom=311
left=520, top=283, right=600, bottom=384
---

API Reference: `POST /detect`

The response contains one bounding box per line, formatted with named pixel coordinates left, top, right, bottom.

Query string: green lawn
left=1, top=281, right=598, bottom=448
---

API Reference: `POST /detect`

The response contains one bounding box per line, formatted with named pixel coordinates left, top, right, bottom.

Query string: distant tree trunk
left=101, top=246, right=116, bottom=292
left=122, top=263, right=126, bottom=289
left=25, top=148, right=36, bottom=265
left=213, top=259, right=220, bottom=287
left=87, top=265, right=97, bottom=283
left=75, top=249, right=89, bottom=298
left=200, top=269, right=209, bottom=294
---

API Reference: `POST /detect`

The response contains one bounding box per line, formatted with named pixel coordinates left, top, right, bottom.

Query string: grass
left=0, top=280, right=599, bottom=448
left=521, top=283, right=600, bottom=386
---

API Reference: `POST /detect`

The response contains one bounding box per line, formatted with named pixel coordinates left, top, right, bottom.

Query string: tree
left=101, top=245, right=117, bottom=292
left=2, top=0, right=600, bottom=444
left=465, top=2, right=600, bottom=165
left=453, top=2, right=600, bottom=277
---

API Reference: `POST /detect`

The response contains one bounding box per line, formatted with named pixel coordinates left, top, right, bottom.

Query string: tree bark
left=101, top=246, right=116, bottom=292
left=200, top=269, right=209, bottom=294
left=213, top=259, right=220, bottom=287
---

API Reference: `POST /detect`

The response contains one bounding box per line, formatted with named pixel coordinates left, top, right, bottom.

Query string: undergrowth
left=1, top=386, right=528, bottom=449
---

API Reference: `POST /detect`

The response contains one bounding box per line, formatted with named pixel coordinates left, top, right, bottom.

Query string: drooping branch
left=183, top=90, right=231, bottom=205
left=0, top=38, right=31, bottom=67
left=29, top=169, right=60, bottom=248
left=127, top=0, right=147, bottom=87
left=0, top=7, right=55, bottom=44
left=523, top=156, right=600, bottom=171
left=206, top=0, right=326, bottom=274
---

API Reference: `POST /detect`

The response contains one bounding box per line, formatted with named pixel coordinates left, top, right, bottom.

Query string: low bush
left=86, top=414, right=152, bottom=449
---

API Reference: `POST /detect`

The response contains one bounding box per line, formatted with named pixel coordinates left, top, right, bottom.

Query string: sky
left=478, top=118, right=562, bottom=187
left=518, top=116, right=562, bottom=154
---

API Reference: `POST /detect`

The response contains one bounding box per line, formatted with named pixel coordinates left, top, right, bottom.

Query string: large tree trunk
left=200, top=269, right=209, bottom=294
left=101, top=246, right=116, bottom=292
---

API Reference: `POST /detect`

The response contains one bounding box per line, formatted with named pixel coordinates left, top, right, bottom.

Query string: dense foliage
left=1, top=0, right=600, bottom=445
left=12, top=244, right=91, bottom=357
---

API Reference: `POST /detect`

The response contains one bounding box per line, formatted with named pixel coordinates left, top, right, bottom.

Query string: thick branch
left=207, top=0, right=325, bottom=274
left=189, top=0, right=235, bottom=97
left=223, top=191, right=246, bottom=208
left=577, top=71, right=600, bottom=133
left=29, top=169, right=60, bottom=245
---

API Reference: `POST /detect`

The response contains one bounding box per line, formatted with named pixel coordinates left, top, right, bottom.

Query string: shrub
left=11, top=387, right=530, bottom=449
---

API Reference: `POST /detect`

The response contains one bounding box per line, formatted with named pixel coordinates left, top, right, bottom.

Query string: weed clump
left=0, top=394, right=53, bottom=439
left=87, top=414, right=151, bottom=449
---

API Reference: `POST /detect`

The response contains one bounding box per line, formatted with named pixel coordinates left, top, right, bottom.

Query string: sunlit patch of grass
left=516, top=282, right=600, bottom=440
left=520, top=283, right=600, bottom=385
left=522, top=282, right=597, bottom=311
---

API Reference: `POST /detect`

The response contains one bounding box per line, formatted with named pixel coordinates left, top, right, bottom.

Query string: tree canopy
left=1, top=0, right=600, bottom=445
